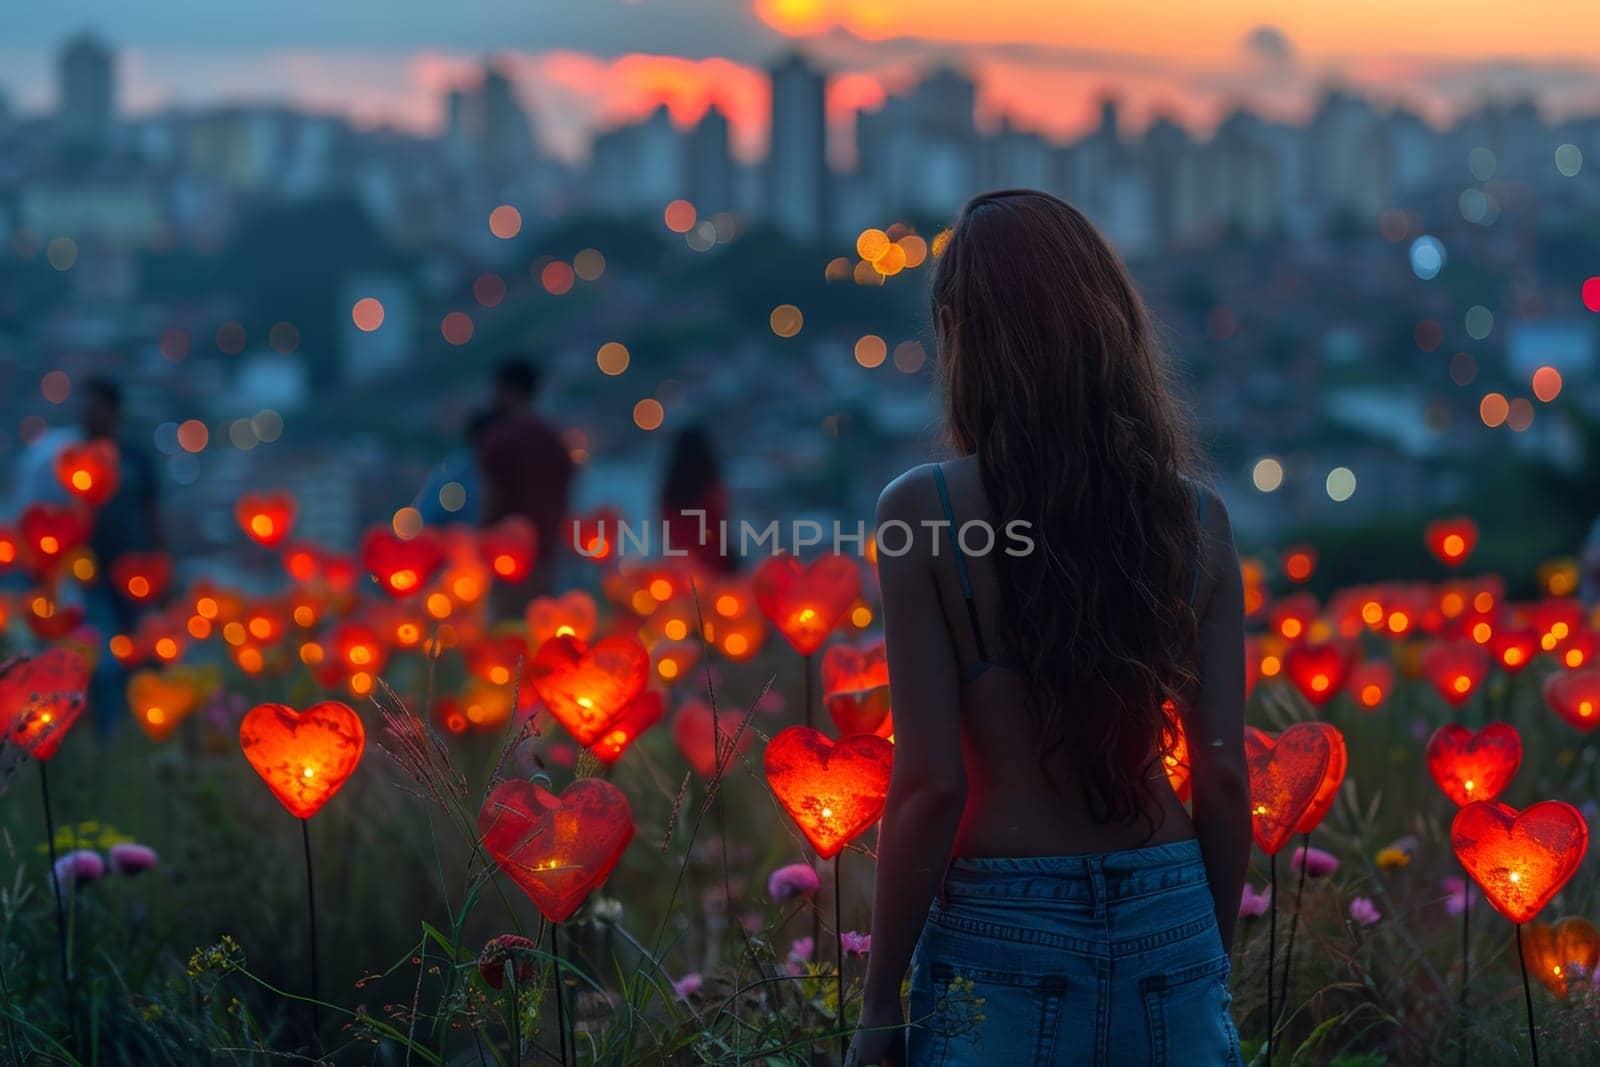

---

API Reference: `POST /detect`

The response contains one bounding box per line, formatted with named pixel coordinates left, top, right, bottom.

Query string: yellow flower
left=1376, top=848, right=1411, bottom=870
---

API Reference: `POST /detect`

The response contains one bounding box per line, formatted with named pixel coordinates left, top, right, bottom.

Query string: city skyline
left=5, top=3, right=1600, bottom=164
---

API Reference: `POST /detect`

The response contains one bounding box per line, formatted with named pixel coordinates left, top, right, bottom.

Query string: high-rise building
left=480, top=61, right=538, bottom=188
left=687, top=104, right=735, bottom=216
left=58, top=32, right=115, bottom=149
left=766, top=51, right=829, bottom=240
left=589, top=105, right=687, bottom=216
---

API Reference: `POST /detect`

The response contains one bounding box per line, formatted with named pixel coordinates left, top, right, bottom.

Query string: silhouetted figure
left=479, top=357, right=574, bottom=595
left=660, top=424, right=735, bottom=574
left=414, top=409, right=498, bottom=527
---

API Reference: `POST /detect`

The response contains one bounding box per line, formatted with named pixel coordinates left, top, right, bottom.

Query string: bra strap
left=931, top=464, right=992, bottom=661
left=1189, top=488, right=1207, bottom=608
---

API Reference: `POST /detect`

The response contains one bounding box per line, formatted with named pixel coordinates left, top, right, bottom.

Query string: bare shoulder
left=1193, top=483, right=1241, bottom=609
left=876, top=463, right=943, bottom=526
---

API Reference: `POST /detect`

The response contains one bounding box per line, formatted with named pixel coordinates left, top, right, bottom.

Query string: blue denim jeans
left=906, top=839, right=1242, bottom=1065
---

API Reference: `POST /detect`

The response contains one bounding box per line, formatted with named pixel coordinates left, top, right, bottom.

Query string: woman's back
left=920, top=454, right=1200, bottom=859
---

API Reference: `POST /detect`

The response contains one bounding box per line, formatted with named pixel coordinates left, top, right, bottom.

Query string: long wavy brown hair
left=932, top=189, right=1202, bottom=827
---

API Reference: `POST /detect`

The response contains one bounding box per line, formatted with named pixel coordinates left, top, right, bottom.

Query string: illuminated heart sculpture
left=479, top=777, right=635, bottom=923
left=480, top=516, right=538, bottom=582
left=239, top=701, right=366, bottom=819
left=764, top=726, right=894, bottom=858
left=822, top=640, right=893, bottom=736
left=19, top=504, right=91, bottom=568
left=55, top=440, right=120, bottom=508
left=1426, top=722, right=1522, bottom=807
left=672, top=699, right=753, bottom=777
left=466, top=632, right=528, bottom=687
left=1521, top=916, right=1600, bottom=997
left=0, top=648, right=89, bottom=760
left=1295, top=722, right=1347, bottom=834
left=111, top=551, right=173, bottom=603
left=1544, top=668, right=1600, bottom=733
left=526, top=591, right=598, bottom=647
left=1490, top=627, right=1539, bottom=674
left=1452, top=800, right=1588, bottom=924
left=1346, top=660, right=1393, bottom=711
left=1424, top=517, right=1477, bottom=568
left=1421, top=639, right=1491, bottom=707
left=753, top=555, right=861, bottom=656
left=236, top=491, right=297, bottom=548
left=1245, top=723, right=1333, bottom=855
left=127, top=668, right=205, bottom=742
left=590, top=691, right=665, bottom=764
left=361, top=527, right=445, bottom=598
left=1281, top=643, right=1351, bottom=707
left=529, top=634, right=649, bottom=746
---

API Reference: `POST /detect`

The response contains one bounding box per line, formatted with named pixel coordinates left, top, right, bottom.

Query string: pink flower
left=52, top=849, right=105, bottom=891
left=841, top=931, right=871, bottom=957
left=767, top=863, right=820, bottom=902
left=788, top=937, right=813, bottom=966
left=1349, top=896, right=1381, bottom=926
left=1442, top=877, right=1476, bottom=917
left=1239, top=883, right=1272, bottom=918
left=673, top=972, right=703, bottom=1000
left=109, top=843, right=159, bottom=876
left=1290, top=847, right=1340, bottom=878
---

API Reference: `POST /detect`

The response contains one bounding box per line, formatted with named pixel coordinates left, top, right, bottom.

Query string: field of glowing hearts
left=7, top=501, right=1600, bottom=1065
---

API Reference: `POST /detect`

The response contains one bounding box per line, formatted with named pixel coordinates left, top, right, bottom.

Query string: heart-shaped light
left=0, top=648, right=89, bottom=760
left=1245, top=723, right=1334, bottom=855
left=821, top=639, right=893, bottom=736
left=1544, top=668, right=1600, bottom=733
left=764, top=726, right=894, bottom=858
left=590, top=691, right=665, bottom=764
left=1346, top=660, right=1394, bottom=712
left=360, top=526, right=444, bottom=598
left=526, top=591, right=598, bottom=647
left=529, top=634, right=648, bottom=746
left=1282, top=643, right=1352, bottom=707
left=480, top=516, right=538, bottom=583
left=1426, top=722, right=1522, bottom=806
left=1295, top=722, right=1347, bottom=834
left=1521, top=916, right=1600, bottom=997
left=1452, top=800, right=1588, bottom=924
left=1421, top=639, right=1491, bottom=707
left=466, top=632, right=528, bottom=687
left=1490, top=628, right=1539, bottom=674
left=239, top=701, right=366, bottom=819
left=54, top=440, right=121, bottom=508
left=671, top=699, right=753, bottom=777
left=236, top=491, right=297, bottom=548
left=753, top=555, right=861, bottom=656
left=110, top=551, right=173, bottom=603
left=20, top=503, right=92, bottom=569
left=479, top=777, right=634, bottom=923
left=127, top=668, right=205, bottom=742
left=1424, top=517, right=1478, bottom=568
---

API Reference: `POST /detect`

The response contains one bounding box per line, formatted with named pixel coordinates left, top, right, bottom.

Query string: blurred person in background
left=479, top=356, right=574, bottom=596
left=660, top=423, right=736, bottom=574
left=414, top=409, right=497, bottom=527
left=80, top=376, right=162, bottom=731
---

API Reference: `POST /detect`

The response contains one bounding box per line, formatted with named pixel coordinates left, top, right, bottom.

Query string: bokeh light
left=633, top=399, right=664, bottom=431
left=1326, top=467, right=1357, bottom=502
left=352, top=297, right=385, bottom=331
left=664, top=200, right=696, bottom=234
left=488, top=205, right=522, bottom=239
left=1480, top=392, right=1509, bottom=428
left=40, top=370, right=71, bottom=404
left=1252, top=457, right=1284, bottom=492
left=1532, top=366, right=1563, bottom=403
left=770, top=304, right=803, bottom=338
left=854, top=335, right=887, bottom=368
left=597, top=342, right=631, bottom=376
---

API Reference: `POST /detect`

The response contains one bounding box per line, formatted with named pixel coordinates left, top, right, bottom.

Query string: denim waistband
left=942, top=838, right=1206, bottom=904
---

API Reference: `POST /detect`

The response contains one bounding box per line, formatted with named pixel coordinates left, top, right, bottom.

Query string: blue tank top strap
left=930, top=463, right=993, bottom=666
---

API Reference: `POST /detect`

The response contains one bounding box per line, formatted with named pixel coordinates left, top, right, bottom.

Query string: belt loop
left=1088, top=855, right=1107, bottom=919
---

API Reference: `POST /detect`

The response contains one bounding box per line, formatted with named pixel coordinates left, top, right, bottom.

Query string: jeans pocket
left=913, top=960, right=1066, bottom=1065
left=1141, top=955, right=1241, bottom=1066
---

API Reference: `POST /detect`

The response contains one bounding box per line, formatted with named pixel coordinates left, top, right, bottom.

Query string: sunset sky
left=5, top=0, right=1600, bottom=162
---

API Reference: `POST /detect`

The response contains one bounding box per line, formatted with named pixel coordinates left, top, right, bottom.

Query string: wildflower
left=52, top=849, right=105, bottom=891
left=1239, top=883, right=1271, bottom=918
left=1289, top=846, right=1340, bottom=878
left=477, top=934, right=539, bottom=990
left=841, top=931, right=872, bottom=957
left=1349, top=896, right=1382, bottom=926
left=1442, top=876, right=1475, bottom=917
left=187, top=935, right=243, bottom=978
left=109, top=842, right=159, bottom=875
left=1376, top=848, right=1410, bottom=870
left=673, top=972, right=703, bottom=1000
left=767, top=863, right=820, bottom=902
left=788, top=937, right=813, bottom=965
